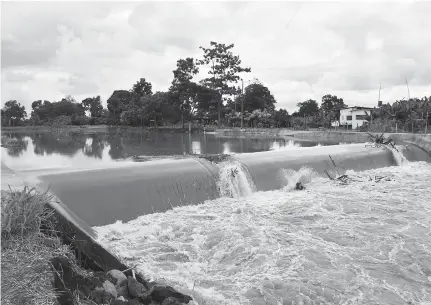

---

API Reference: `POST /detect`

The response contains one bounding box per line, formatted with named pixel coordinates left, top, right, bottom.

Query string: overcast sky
left=1, top=1, right=430, bottom=113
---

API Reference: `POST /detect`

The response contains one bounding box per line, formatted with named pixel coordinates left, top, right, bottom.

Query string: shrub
left=71, top=116, right=90, bottom=126
left=1, top=187, right=54, bottom=238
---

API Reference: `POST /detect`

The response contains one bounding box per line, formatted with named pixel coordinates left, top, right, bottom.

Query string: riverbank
left=215, top=128, right=431, bottom=155
left=1, top=163, right=193, bottom=305
left=1, top=125, right=216, bottom=135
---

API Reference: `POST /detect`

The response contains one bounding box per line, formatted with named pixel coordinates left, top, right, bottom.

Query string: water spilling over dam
left=13, top=140, right=430, bottom=305
left=30, top=142, right=430, bottom=226
left=95, top=161, right=431, bottom=305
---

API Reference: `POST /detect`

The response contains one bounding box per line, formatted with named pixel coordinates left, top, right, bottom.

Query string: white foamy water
left=95, top=162, right=431, bottom=305
left=216, top=161, right=256, bottom=198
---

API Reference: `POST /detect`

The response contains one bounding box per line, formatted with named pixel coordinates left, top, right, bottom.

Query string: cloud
left=1, top=1, right=430, bottom=113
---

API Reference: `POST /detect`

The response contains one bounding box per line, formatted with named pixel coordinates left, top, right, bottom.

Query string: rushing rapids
left=95, top=146, right=431, bottom=305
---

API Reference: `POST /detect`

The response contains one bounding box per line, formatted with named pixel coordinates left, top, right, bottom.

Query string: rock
left=90, top=286, right=115, bottom=304
left=128, top=276, right=147, bottom=298
left=116, top=280, right=129, bottom=298
left=162, top=297, right=183, bottom=305
left=112, top=296, right=129, bottom=305
left=295, top=182, right=305, bottom=190
left=108, top=269, right=128, bottom=285
left=103, top=280, right=118, bottom=298
left=149, top=285, right=192, bottom=304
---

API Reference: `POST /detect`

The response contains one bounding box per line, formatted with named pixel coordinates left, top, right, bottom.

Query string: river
left=95, top=159, right=431, bottom=305
left=1, top=131, right=339, bottom=171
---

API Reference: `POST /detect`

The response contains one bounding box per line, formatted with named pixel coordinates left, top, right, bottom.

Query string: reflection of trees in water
left=104, top=131, right=187, bottom=158
left=105, top=135, right=126, bottom=159
left=28, top=133, right=108, bottom=159
left=30, top=132, right=87, bottom=157
left=2, top=133, right=29, bottom=157
left=82, top=134, right=106, bottom=159
left=3, top=131, right=312, bottom=160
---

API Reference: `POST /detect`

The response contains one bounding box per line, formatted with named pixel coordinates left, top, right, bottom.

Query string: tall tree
left=243, top=82, right=276, bottom=112
left=198, top=41, right=251, bottom=127
left=82, top=96, right=103, bottom=117
left=169, top=57, right=199, bottom=128
left=107, top=90, right=133, bottom=122
left=2, top=100, right=27, bottom=126
left=321, top=94, right=347, bottom=112
left=296, top=99, right=319, bottom=117
left=132, top=78, right=153, bottom=97
left=320, top=94, right=347, bottom=127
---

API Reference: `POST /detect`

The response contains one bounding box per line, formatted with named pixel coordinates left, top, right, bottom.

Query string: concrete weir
left=35, top=158, right=220, bottom=227
left=3, top=142, right=429, bottom=290
left=233, top=143, right=396, bottom=192
left=31, top=143, right=429, bottom=228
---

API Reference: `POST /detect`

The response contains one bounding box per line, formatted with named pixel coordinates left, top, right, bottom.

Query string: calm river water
left=1, top=131, right=339, bottom=171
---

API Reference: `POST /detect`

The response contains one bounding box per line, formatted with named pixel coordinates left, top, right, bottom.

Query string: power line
left=285, top=1, right=304, bottom=31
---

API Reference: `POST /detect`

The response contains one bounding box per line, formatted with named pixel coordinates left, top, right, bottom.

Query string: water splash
left=95, top=162, right=431, bottom=305
left=280, top=167, right=319, bottom=191
left=389, top=145, right=409, bottom=166
left=216, top=161, right=255, bottom=198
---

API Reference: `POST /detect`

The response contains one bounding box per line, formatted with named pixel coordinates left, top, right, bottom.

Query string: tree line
left=290, top=95, right=430, bottom=132
left=2, top=40, right=430, bottom=132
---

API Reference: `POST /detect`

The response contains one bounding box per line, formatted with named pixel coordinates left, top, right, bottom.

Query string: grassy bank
left=1, top=185, right=194, bottom=305
left=1, top=187, right=78, bottom=305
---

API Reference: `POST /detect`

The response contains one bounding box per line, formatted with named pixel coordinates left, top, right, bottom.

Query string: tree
left=30, top=100, right=53, bottom=123
left=31, top=100, right=42, bottom=112
left=107, top=90, right=133, bottom=123
left=321, top=94, right=347, bottom=112
left=274, top=109, right=291, bottom=128
left=169, top=58, right=200, bottom=128
left=320, top=94, right=347, bottom=127
left=296, top=99, right=319, bottom=117
left=198, top=41, right=251, bottom=127
left=243, top=82, right=276, bottom=113
left=51, top=96, right=84, bottom=118
left=82, top=96, right=103, bottom=117
left=2, top=100, right=27, bottom=126
left=132, top=78, right=153, bottom=97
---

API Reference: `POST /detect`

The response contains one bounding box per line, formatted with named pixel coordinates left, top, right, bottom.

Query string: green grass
left=0, top=187, right=83, bottom=305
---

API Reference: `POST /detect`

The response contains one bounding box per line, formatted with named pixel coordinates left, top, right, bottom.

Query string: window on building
left=346, top=116, right=352, bottom=120
left=356, top=115, right=367, bottom=120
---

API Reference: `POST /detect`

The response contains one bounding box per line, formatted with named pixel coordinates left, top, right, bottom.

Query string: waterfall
left=217, top=161, right=256, bottom=198
left=389, top=145, right=409, bottom=166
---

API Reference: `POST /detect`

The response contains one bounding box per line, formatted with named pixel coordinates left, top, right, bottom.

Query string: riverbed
left=95, top=160, right=431, bottom=305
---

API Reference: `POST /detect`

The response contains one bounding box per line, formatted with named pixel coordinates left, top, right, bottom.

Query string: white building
left=338, top=106, right=374, bottom=130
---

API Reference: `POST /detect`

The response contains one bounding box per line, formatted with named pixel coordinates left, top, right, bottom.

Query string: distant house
left=338, top=106, right=374, bottom=130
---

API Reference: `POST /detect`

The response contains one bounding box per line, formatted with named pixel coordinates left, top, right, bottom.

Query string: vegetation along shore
left=2, top=41, right=430, bottom=134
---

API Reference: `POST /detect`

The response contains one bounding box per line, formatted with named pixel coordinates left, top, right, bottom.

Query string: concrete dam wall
left=32, top=143, right=430, bottom=228
left=216, top=129, right=431, bottom=156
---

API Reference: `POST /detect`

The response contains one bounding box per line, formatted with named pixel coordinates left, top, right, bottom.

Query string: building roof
left=341, top=106, right=374, bottom=110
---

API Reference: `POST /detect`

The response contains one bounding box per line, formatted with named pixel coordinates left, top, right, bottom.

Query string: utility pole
left=378, top=83, right=381, bottom=101
left=426, top=111, right=429, bottom=134
left=241, top=78, right=244, bottom=129
left=373, top=83, right=381, bottom=129
left=406, top=79, right=413, bottom=132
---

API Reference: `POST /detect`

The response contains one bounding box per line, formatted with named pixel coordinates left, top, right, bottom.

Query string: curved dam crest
left=28, top=142, right=430, bottom=228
